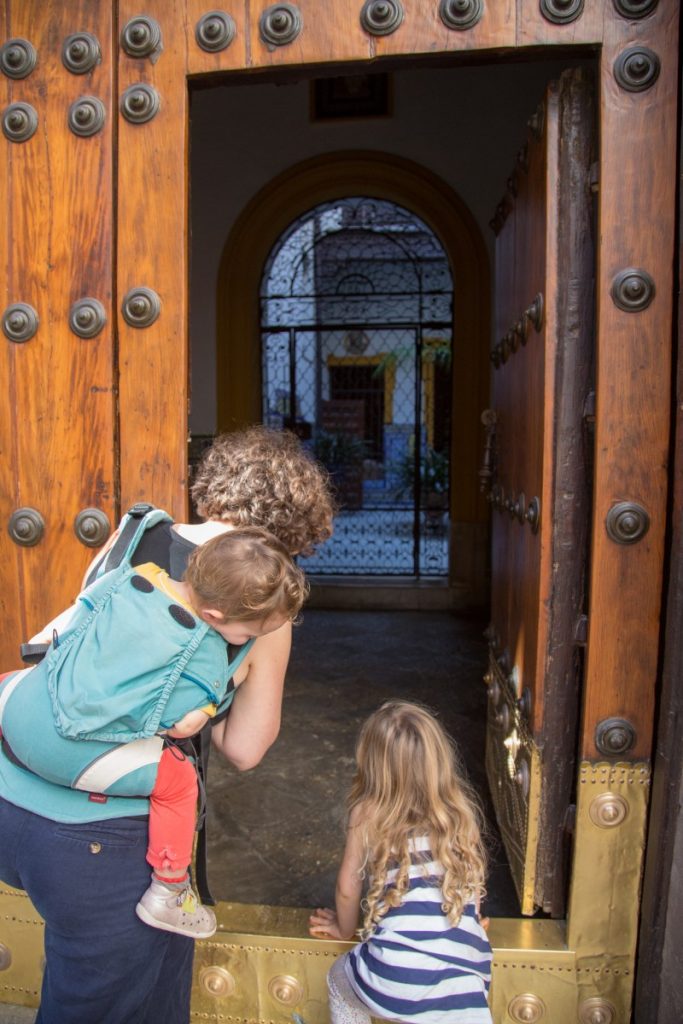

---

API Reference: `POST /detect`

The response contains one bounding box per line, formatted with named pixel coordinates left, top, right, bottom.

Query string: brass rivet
left=8, top=507, right=45, bottom=547
left=74, top=508, right=111, bottom=548
left=589, top=792, right=629, bottom=829
left=200, top=966, right=236, bottom=998
left=579, top=996, right=617, bottom=1024
left=509, top=993, right=546, bottom=1023
left=0, top=943, right=11, bottom=971
left=89, top=841, right=102, bottom=854
left=268, top=974, right=304, bottom=1006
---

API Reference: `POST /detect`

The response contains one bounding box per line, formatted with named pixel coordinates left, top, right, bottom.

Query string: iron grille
left=260, top=198, right=453, bottom=576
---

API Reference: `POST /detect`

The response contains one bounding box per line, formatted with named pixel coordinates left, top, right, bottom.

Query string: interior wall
left=189, top=57, right=585, bottom=434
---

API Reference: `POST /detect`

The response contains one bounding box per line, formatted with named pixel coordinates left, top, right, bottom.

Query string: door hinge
left=588, top=161, right=599, bottom=194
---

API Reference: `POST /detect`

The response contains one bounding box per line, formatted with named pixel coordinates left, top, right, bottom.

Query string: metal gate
left=260, top=197, right=453, bottom=575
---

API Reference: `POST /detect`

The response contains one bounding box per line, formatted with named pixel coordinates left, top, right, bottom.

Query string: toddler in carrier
left=0, top=522, right=307, bottom=939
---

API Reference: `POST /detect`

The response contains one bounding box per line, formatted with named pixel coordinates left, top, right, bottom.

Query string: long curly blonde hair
left=348, top=701, right=487, bottom=939
left=191, top=426, right=336, bottom=556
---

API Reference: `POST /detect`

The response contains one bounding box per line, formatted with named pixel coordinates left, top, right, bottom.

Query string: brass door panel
left=484, top=648, right=542, bottom=916
left=485, top=68, right=595, bottom=917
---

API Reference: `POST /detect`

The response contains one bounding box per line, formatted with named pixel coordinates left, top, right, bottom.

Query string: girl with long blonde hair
left=309, top=700, right=492, bottom=1024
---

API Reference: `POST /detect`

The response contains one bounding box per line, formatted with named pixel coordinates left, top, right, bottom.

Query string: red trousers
left=147, top=747, right=198, bottom=877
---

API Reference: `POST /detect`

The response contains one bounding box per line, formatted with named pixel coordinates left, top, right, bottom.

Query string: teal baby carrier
left=0, top=505, right=252, bottom=797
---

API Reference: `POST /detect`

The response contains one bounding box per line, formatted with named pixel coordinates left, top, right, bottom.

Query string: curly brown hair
left=191, top=426, right=335, bottom=556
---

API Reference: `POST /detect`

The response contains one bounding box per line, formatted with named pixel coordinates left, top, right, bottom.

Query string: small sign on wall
left=311, top=73, right=391, bottom=121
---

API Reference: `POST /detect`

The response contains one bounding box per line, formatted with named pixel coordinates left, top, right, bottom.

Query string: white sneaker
left=136, top=877, right=217, bottom=939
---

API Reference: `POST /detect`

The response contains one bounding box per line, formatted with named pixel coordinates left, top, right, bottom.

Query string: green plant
left=395, top=445, right=449, bottom=497
left=312, top=430, right=366, bottom=467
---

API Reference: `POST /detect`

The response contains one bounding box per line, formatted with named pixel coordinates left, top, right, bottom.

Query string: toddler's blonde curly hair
left=191, top=426, right=335, bottom=556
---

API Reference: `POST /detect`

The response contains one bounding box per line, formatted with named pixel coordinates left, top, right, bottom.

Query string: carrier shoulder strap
left=20, top=504, right=172, bottom=665
left=97, top=503, right=172, bottom=578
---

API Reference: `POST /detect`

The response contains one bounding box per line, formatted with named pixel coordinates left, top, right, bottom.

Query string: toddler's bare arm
left=165, top=708, right=211, bottom=738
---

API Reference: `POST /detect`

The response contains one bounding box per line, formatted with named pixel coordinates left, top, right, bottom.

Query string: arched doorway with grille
left=261, top=197, right=453, bottom=577
left=216, top=152, right=490, bottom=601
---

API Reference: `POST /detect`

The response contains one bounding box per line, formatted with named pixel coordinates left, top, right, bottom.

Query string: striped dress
left=346, top=835, right=493, bottom=1024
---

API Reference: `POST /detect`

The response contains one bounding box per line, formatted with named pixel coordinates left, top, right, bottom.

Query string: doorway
left=189, top=54, right=590, bottom=921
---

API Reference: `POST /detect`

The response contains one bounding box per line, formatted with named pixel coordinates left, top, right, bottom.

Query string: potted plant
left=312, top=430, right=367, bottom=510
left=395, top=444, right=449, bottom=524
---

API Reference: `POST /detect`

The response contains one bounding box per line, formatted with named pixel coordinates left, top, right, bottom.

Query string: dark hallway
left=205, top=608, right=518, bottom=918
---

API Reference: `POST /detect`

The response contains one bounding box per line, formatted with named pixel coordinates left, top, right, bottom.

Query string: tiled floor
left=205, top=608, right=518, bottom=917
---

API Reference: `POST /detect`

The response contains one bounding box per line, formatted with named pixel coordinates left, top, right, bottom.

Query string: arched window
left=260, top=197, right=453, bottom=577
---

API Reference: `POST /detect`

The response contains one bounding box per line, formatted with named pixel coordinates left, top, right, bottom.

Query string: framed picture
left=311, top=73, right=391, bottom=121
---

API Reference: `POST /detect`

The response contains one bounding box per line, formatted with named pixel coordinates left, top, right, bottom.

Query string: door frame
left=0, top=3, right=679, bottom=1021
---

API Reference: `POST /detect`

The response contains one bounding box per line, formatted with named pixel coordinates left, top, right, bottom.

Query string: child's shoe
left=136, top=876, right=217, bottom=939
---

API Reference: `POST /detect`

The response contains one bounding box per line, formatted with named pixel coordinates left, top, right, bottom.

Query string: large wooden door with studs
left=0, top=3, right=678, bottom=1023
left=482, top=68, right=594, bottom=920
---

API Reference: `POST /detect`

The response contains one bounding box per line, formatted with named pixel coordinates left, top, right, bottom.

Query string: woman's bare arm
left=210, top=620, right=292, bottom=771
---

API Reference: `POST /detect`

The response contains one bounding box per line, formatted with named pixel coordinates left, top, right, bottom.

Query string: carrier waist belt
left=0, top=734, right=158, bottom=802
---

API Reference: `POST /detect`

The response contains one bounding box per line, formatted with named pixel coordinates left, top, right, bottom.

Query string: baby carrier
left=0, top=504, right=252, bottom=797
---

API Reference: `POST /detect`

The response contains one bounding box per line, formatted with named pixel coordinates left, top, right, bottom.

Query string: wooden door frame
left=215, top=150, right=491, bottom=593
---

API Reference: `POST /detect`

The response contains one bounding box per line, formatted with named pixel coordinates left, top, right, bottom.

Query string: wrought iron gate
left=260, top=198, right=453, bottom=576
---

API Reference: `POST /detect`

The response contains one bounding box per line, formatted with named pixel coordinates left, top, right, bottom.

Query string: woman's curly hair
left=191, top=426, right=336, bottom=556
left=348, top=701, right=488, bottom=940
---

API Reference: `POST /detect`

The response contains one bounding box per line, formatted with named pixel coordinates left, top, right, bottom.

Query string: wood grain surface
left=0, top=1, right=115, bottom=661
left=117, top=0, right=189, bottom=518
left=581, top=3, right=677, bottom=760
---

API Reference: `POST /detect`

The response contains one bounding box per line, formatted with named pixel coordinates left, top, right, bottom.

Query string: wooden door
left=484, top=68, right=595, bottom=917
left=0, top=1, right=117, bottom=664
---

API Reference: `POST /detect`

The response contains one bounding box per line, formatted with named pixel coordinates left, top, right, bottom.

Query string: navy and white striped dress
left=346, top=836, right=492, bottom=1023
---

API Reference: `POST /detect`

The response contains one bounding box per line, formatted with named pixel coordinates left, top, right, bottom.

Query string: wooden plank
left=247, top=0, right=371, bottom=69
left=203, top=1, right=517, bottom=73
left=517, top=0, right=604, bottom=46
left=375, top=0, right=515, bottom=56
left=184, top=0, right=249, bottom=76
left=537, top=69, right=594, bottom=915
left=489, top=171, right=516, bottom=678
left=117, top=0, right=189, bottom=518
left=491, top=97, right=548, bottom=732
left=581, top=2, right=678, bottom=760
left=0, top=6, right=25, bottom=663
left=0, top=0, right=116, bottom=659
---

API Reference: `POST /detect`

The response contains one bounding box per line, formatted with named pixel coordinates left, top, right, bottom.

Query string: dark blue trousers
left=0, top=798, right=193, bottom=1024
